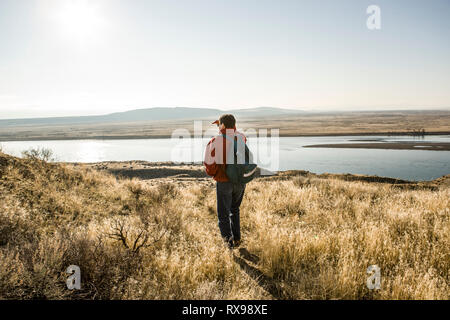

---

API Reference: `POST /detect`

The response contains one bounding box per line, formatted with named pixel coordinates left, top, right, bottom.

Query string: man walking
left=204, top=114, right=247, bottom=249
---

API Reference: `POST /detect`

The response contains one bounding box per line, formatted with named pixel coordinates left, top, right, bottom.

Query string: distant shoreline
left=304, top=141, right=450, bottom=151
left=74, top=160, right=449, bottom=185
left=1, top=131, right=450, bottom=142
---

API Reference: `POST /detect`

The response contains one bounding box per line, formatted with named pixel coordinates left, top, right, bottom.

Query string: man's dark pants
left=216, top=181, right=246, bottom=245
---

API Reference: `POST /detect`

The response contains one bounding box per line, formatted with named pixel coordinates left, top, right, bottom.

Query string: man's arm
left=203, top=137, right=218, bottom=177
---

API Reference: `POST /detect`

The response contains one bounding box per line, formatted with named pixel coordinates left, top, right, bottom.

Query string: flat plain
left=1, top=110, right=449, bottom=141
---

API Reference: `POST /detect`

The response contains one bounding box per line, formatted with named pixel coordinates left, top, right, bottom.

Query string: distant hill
left=233, top=107, right=306, bottom=117
left=0, top=107, right=306, bottom=127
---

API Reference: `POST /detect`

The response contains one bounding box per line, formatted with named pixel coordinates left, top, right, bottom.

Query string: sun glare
left=54, top=1, right=105, bottom=40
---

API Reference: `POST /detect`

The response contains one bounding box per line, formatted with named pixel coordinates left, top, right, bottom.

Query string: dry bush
left=21, top=147, right=55, bottom=162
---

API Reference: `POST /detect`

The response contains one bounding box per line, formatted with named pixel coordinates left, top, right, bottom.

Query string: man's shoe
left=233, top=240, right=242, bottom=248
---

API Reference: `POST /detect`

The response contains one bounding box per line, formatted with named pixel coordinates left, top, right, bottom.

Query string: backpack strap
left=222, top=133, right=242, bottom=165
left=233, top=135, right=238, bottom=164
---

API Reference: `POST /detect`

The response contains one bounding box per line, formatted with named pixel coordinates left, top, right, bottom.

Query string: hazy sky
left=0, top=0, right=449, bottom=119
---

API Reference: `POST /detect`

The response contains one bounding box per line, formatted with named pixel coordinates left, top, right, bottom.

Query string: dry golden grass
left=0, top=150, right=448, bottom=299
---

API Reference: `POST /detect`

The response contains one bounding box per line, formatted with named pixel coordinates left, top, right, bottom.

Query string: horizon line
left=1, top=106, right=450, bottom=121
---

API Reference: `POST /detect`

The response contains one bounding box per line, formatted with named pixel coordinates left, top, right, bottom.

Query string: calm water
left=1, top=135, right=450, bottom=181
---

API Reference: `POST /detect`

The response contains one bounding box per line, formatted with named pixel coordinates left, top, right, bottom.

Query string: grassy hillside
left=0, top=151, right=448, bottom=299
